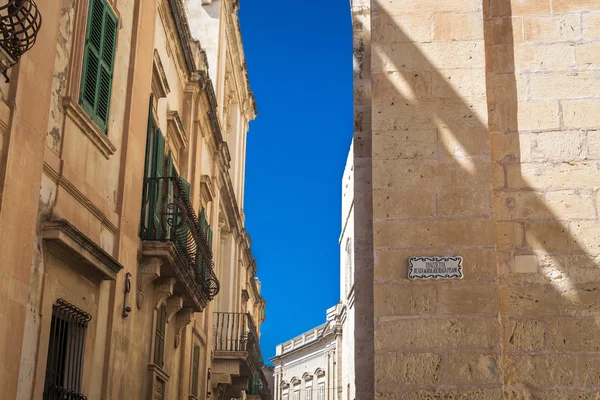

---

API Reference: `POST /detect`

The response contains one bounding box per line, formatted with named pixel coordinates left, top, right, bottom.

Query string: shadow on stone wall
left=355, top=0, right=600, bottom=398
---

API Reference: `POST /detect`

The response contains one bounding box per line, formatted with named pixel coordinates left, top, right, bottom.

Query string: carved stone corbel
left=166, top=295, right=183, bottom=323
left=174, top=308, right=194, bottom=348
left=154, top=278, right=176, bottom=310
left=137, top=259, right=162, bottom=309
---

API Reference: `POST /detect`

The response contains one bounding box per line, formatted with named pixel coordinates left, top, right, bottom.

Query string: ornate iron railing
left=214, top=312, right=264, bottom=375
left=140, top=176, right=219, bottom=301
left=248, top=371, right=272, bottom=400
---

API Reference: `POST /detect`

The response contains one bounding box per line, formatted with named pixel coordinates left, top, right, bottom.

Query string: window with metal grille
left=306, top=386, right=312, bottom=400
left=79, top=0, right=118, bottom=133
left=42, top=299, right=91, bottom=400
left=191, top=344, right=200, bottom=397
left=293, top=389, right=300, bottom=400
left=154, top=304, right=167, bottom=367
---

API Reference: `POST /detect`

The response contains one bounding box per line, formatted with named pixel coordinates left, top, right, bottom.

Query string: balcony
left=247, top=370, right=272, bottom=400
left=140, top=176, right=219, bottom=311
left=212, top=312, right=265, bottom=397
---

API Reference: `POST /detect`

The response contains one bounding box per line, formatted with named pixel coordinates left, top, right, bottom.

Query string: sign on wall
left=408, top=256, right=463, bottom=280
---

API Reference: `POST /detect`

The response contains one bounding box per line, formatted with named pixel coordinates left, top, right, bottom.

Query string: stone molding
left=41, top=219, right=123, bottom=282
left=62, top=97, right=117, bottom=159
left=167, top=0, right=196, bottom=74
left=166, top=295, right=183, bottom=322
left=167, top=110, right=188, bottom=150
left=137, top=259, right=161, bottom=309
left=154, top=278, right=176, bottom=309
left=174, top=308, right=194, bottom=348
left=153, top=49, right=171, bottom=97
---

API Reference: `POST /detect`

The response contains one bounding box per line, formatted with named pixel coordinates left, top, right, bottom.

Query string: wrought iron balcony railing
left=214, top=312, right=264, bottom=375
left=140, top=176, right=219, bottom=303
left=248, top=371, right=272, bottom=400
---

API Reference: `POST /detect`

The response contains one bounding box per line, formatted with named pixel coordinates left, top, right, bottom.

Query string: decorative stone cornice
left=174, top=308, right=194, bottom=348
left=41, top=219, right=123, bottom=282
left=154, top=278, right=176, bottom=309
left=168, top=0, right=197, bottom=74
left=153, top=49, right=171, bottom=97
left=166, top=295, right=183, bottom=322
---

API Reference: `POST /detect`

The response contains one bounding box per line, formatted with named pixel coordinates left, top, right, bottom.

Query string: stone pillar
left=367, top=0, right=500, bottom=397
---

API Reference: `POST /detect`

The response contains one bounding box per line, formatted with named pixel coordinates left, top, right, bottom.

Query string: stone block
left=496, top=221, right=524, bottom=250
left=562, top=99, right=600, bottom=129
left=489, top=0, right=551, bottom=17
left=490, top=132, right=532, bottom=163
left=373, top=41, right=485, bottom=73
left=372, top=70, right=434, bottom=102
left=582, top=14, right=600, bottom=40
left=373, top=187, right=436, bottom=219
left=531, top=131, right=585, bottom=160
left=562, top=284, right=600, bottom=316
left=372, top=13, right=434, bottom=44
left=438, top=186, right=493, bottom=217
left=504, top=389, right=600, bottom=400
left=492, top=164, right=505, bottom=188
left=588, top=130, right=600, bottom=157
left=438, top=284, right=499, bottom=314
left=373, top=0, right=482, bottom=15
left=374, top=218, right=495, bottom=249
left=571, top=221, right=600, bottom=254
left=576, top=42, right=600, bottom=68
left=372, top=129, right=437, bottom=161
left=524, top=15, right=580, bottom=42
left=580, top=356, right=600, bottom=387
left=433, top=68, right=488, bottom=100
left=499, top=285, right=561, bottom=316
left=525, top=221, right=571, bottom=251
left=374, top=284, right=437, bottom=316
left=382, top=389, right=504, bottom=400
left=552, top=0, right=600, bottom=13
left=503, top=354, right=577, bottom=387
left=516, top=101, right=560, bottom=131
left=375, top=352, right=441, bottom=384
left=434, top=12, right=484, bottom=41
left=528, top=71, right=600, bottom=100
left=544, top=189, right=595, bottom=219
left=444, top=353, right=500, bottom=385
left=437, top=123, right=490, bottom=162
left=503, top=319, right=545, bottom=350
left=548, top=319, right=600, bottom=351
left=506, top=162, right=600, bottom=189
left=493, top=191, right=549, bottom=221
left=514, top=43, right=575, bottom=71
left=375, top=317, right=500, bottom=351
left=484, top=17, right=524, bottom=46
left=538, top=253, right=600, bottom=285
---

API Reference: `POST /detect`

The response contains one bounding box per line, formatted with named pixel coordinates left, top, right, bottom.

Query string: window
left=80, top=0, right=118, bottom=133
left=283, top=393, right=289, bottom=400
left=154, top=304, right=167, bottom=367
left=293, top=389, right=300, bottom=400
left=345, top=238, right=353, bottom=297
left=306, top=386, right=312, bottom=400
left=43, top=299, right=91, bottom=400
left=317, top=383, right=325, bottom=400
left=191, top=345, right=200, bottom=397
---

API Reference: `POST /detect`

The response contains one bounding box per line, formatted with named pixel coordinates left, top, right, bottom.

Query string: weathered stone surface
left=375, top=318, right=500, bottom=351
left=445, top=353, right=500, bottom=384
left=499, top=285, right=561, bottom=316
left=374, top=284, right=436, bottom=316
left=375, top=352, right=441, bottom=384
left=548, top=319, right=600, bottom=351
left=438, top=284, right=499, bottom=314
left=503, top=354, right=577, bottom=387
left=503, top=319, right=545, bottom=351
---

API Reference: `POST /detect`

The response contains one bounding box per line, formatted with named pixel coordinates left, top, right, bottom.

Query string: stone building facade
left=339, top=142, right=355, bottom=400
left=352, top=0, right=600, bottom=399
left=0, top=0, right=269, bottom=399
left=271, top=305, right=342, bottom=400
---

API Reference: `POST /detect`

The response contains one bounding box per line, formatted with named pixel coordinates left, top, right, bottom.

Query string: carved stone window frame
left=63, top=0, right=121, bottom=159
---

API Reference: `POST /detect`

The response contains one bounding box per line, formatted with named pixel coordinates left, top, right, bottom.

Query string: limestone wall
left=354, top=0, right=600, bottom=398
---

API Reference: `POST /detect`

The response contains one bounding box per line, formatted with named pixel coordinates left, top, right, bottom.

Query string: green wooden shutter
left=141, top=95, right=155, bottom=237
left=208, top=226, right=213, bottom=249
left=151, top=130, right=166, bottom=239
left=177, top=177, right=191, bottom=251
left=192, top=345, right=200, bottom=397
left=80, top=0, right=118, bottom=133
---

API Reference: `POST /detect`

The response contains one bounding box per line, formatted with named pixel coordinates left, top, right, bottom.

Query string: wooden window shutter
left=80, top=0, right=118, bottom=133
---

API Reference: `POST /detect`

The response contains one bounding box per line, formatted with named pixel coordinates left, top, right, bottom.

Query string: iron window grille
left=42, top=299, right=91, bottom=400
left=154, top=304, right=167, bottom=367
left=191, top=344, right=200, bottom=397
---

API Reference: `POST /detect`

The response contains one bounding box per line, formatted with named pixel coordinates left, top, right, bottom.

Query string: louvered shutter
left=151, top=131, right=166, bottom=239
left=80, top=0, right=118, bottom=133
left=141, top=96, right=156, bottom=237
left=177, top=178, right=191, bottom=253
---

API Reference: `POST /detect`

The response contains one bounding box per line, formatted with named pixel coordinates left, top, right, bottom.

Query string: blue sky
left=238, top=1, right=353, bottom=360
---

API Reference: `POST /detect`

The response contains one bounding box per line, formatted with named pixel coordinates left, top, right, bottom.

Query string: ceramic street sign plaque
left=408, top=256, right=463, bottom=280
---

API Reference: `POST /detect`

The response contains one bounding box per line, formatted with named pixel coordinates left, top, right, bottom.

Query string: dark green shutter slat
left=141, top=96, right=155, bottom=237
left=88, top=0, right=104, bottom=50
left=208, top=226, right=213, bottom=248
left=192, top=345, right=200, bottom=396
left=81, top=49, right=100, bottom=112
left=152, top=131, right=166, bottom=239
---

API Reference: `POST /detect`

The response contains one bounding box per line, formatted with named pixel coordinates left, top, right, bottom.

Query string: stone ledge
left=42, top=219, right=123, bottom=282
